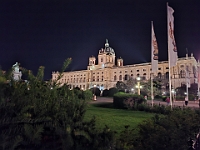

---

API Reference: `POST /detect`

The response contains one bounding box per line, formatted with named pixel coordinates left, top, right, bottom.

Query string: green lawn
left=84, top=103, right=155, bottom=133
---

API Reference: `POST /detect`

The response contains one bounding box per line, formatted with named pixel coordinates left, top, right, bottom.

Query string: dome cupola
left=104, top=39, right=115, bottom=55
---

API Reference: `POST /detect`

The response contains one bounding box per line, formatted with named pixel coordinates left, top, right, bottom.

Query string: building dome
left=104, top=39, right=115, bottom=55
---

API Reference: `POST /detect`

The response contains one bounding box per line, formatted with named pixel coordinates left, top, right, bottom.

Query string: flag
left=151, top=22, right=158, bottom=73
left=168, top=5, right=178, bottom=67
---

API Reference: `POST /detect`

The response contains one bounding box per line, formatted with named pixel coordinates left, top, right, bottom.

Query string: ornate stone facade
left=52, top=40, right=200, bottom=92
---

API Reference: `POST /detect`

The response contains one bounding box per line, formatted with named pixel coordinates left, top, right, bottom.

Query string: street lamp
left=131, top=88, right=134, bottom=94
left=92, top=84, right=97, bottom=101
left=136, top=77, right=142, bottom=95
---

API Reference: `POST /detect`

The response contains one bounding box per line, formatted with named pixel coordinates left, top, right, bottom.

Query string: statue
left=12, top=62, right=22, bottom=81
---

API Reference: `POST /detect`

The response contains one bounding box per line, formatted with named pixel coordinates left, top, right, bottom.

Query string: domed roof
left=104, top=39, right=115, bottom=55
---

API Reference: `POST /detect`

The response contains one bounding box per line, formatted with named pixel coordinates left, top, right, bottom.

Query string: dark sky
left=0, top=0, right=200, bottom=80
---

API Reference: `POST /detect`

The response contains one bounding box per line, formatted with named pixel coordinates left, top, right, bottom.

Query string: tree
left=0, top=58, right=114, bottom=150
left=108, top=87, right=118, bottom=97
left=125, top=78, right=136, bottom=92
left=116, top=81, right=127, bottom=92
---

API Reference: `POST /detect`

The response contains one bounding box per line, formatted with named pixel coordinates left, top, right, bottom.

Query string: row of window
left=93, top=72, right=104, bottom=74
left=61, top=78, right=87, bottom=83
left=58, top=69, right=193, bottom=83
left=112, top=67, right=168, bottom=74
left=93, top=76, right=104, bottom=82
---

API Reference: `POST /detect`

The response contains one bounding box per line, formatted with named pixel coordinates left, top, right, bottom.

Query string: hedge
left=113, top=92, right=146, bottom=109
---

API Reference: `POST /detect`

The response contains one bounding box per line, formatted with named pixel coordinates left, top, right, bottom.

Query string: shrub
left=175, top=96, right=184, bottom=101
left=132, top=108, right=200, bottom=150
left=137, top=103, right=150, bottom=111
left=154, top=95, right=162, bottom=100
left=83, top=89, right=93, bottom=101
left=162, top=96, right=167, bottom=101
left=113, top=92, right=146, bottom=109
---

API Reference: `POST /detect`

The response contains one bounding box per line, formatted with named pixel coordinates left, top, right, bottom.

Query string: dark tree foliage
left=102, top=89, right=109, bottom=97
left=90, top=87, right=101, bottom=96
left=131, top=108, right=200, bottom=150
left=0, top=58, right=115, bottom=150
left=116, top=81, right=127, bottom=92
left=108, top=87, right=118, bottom=97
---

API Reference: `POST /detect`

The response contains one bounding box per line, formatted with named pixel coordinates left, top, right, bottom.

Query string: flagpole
left=186, top=49, right=189, bottom=103
left=198, top=60, right=200, bottom=99
left=167, top=2, right=173, bottom=110
left=151, top=73, right=154, bottom=106
left=151, top=21, right=154, bottom=106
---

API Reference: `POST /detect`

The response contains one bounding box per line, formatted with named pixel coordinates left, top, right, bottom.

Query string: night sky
left=0, top=0, right=200, bottom=80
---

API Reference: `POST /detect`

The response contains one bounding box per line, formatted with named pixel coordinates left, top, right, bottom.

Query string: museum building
left=52, top=39, right=200, bottom=91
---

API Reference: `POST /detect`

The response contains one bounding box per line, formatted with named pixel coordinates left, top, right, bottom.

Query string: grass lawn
left=84, top=103, right=155, bottom=134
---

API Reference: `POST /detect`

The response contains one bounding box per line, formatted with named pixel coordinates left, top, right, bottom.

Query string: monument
left=12, top=62, right=22, bottom=81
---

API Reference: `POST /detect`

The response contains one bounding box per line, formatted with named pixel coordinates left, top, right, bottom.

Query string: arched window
left=143, top=73, right=146, bottom=80
left=130, top=74, right=134, bottom=79
left=119, top=75, right=122, bottom=81
left=180, top=70, right=185, bottom=78
left=137, top=74, right=140, bottom=77
left=114, top=75, right=117, bottom=81
left=93, top=76, right=95, bottom=81
left=124, top=74, right=129, bottom=80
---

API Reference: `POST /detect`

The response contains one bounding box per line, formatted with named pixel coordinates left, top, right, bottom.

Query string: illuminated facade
left=52, top=40, right=200, bottom=92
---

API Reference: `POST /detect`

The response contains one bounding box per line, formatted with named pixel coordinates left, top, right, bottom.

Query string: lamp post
left=136, top=77, right=142, bottom=95
left=93, top=84, right=97, bottom=101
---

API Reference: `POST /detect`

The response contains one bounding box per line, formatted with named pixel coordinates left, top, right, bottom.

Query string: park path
left=90, top=97, right=200, bottom=108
